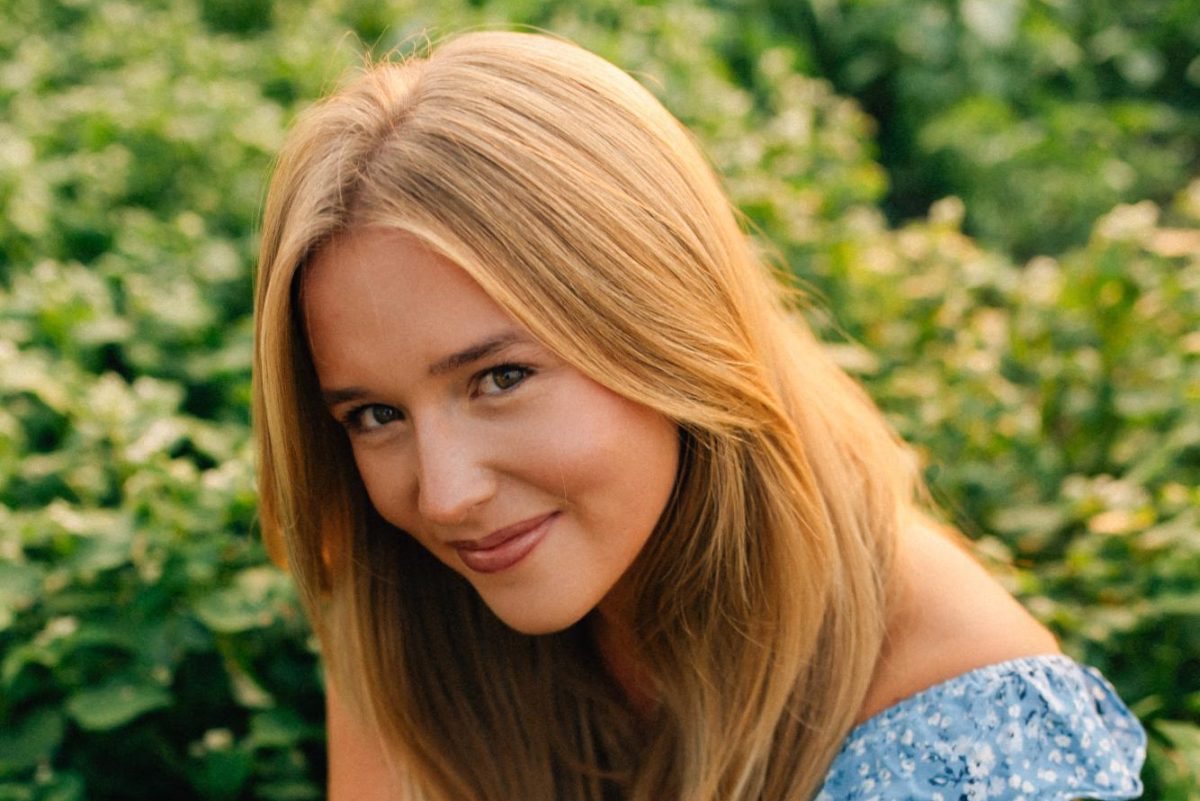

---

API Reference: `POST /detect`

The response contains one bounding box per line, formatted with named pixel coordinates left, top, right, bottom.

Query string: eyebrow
left=319, top=331, right=526, bottom=408
left=427, top=331, right=524, bottom=377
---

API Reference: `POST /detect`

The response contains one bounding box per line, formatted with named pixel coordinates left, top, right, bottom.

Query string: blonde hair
left=254, top=31, right=916, bottom=801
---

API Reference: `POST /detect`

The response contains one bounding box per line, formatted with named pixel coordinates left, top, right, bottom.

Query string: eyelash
left=339, top=363, right=534, bottom=434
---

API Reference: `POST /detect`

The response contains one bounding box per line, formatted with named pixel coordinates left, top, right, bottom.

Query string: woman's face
left=303, top=227, right=679, bottom=634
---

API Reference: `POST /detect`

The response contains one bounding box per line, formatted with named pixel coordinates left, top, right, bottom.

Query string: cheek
left=351, top=448, right=417, bottom=529
left=545, top=391, right=679, bottom=529
left=619, top=415, right=680, bottom=536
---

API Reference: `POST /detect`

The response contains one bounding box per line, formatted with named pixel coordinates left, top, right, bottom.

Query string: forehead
left=301, top=227, right=518, bottom=375
left=304, top=227, right=486, bottom=312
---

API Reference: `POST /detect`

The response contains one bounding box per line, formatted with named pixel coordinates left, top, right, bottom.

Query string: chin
left=483, top=596, right=595, bottom=636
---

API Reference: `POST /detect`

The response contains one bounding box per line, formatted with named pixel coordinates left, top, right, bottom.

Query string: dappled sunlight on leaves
left=1, top=0, right=1196, bottom=797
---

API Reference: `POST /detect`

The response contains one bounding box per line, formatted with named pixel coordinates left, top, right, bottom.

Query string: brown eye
left=367, top=406, right=400, bottom=425
left=479, top=365, right=530, bottom=395
left=348, top=404, right=401, bottom=432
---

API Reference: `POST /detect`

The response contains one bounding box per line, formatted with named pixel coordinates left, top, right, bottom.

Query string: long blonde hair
left=254, top=31, right=916, bottom=801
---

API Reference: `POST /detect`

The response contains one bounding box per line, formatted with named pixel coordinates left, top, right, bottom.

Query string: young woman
left=252, top=31, right=1145, bottom=801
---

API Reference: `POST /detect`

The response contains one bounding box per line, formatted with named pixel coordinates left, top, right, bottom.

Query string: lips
left=448, top=512, right=557, bottom=574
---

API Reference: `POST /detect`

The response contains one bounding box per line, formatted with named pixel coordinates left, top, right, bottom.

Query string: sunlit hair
left=254, top=30, right=917, bottom=801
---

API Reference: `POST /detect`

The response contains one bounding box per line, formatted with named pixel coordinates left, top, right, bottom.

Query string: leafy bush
left=0, top=0, right=1196, bottom=798
left=741, top=0, right=1200, bottom=259
left=834, top=192, right=1200, bottom=801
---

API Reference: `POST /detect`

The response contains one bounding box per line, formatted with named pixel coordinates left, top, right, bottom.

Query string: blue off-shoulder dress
left=816, top=655, right=1146, bottom=800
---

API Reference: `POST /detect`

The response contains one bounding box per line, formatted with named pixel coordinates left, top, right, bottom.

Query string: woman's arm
left=326, top=679, right=406, bottom=801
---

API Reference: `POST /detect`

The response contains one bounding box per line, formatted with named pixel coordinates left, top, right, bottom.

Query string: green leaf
left=0, top=563, right=42, bottom=632
left=1154, top=720, right=1200, bottom=787
left=248, top=708, right=319, bottom=749
left=0, top=782, right=35, bottom=801
left=64, top=680, right=171, bottom=731
left=187, top=747, right=253, bottom=801
left=990, top=503, right=1070, bottom=537
left=254, top=781, right=322, bottom=801
left=35, top=772, right=84, bottom=801
left=194, top=588, right=271, bottom=634
left=193, top=568, right=288, bottom=634
left=0, top=707, right=64, bottom=775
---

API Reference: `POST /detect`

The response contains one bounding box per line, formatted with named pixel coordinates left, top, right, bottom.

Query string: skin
left=856, top=521, right=1061, bottom=723
left=303, top=226, right=1060, bottom=800
left=303, top=226, right=680, bottom=637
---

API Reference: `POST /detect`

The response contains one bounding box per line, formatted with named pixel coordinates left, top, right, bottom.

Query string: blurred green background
left=1, top=0, right=1197, bottom=798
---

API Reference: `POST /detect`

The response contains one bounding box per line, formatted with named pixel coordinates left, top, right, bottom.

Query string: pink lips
left=448, top=512, right=557, bottom=574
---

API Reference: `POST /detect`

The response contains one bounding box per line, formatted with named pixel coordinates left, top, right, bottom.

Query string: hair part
left=254, top=30, right=916, bottom=801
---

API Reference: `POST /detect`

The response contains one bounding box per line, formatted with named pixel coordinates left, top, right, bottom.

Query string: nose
left=413, top=419, right=496, bottom=525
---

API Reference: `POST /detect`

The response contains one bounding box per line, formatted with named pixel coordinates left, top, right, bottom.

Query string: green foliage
left=0, top=0, right=1196, bottom=798
left=738, top=0, right=1200, bottom=259
left=818, top=191, right=1200, bottom=801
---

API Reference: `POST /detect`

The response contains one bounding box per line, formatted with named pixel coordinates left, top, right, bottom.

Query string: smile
left=448, top=512, right=557, bottom=574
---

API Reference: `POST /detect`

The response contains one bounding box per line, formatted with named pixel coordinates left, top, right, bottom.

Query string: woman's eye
left=346, top=404, right=401, bottom=432
left=478, top=365, right=530, bottom=395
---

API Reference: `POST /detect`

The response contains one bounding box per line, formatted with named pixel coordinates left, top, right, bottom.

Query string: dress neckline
left=850, top=652, right=1076, bottom=736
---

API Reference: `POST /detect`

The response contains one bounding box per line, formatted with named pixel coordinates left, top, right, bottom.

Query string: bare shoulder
left=857, top=518, right=1061, bottom=723
left=326, top=679, right=408, bottom=801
